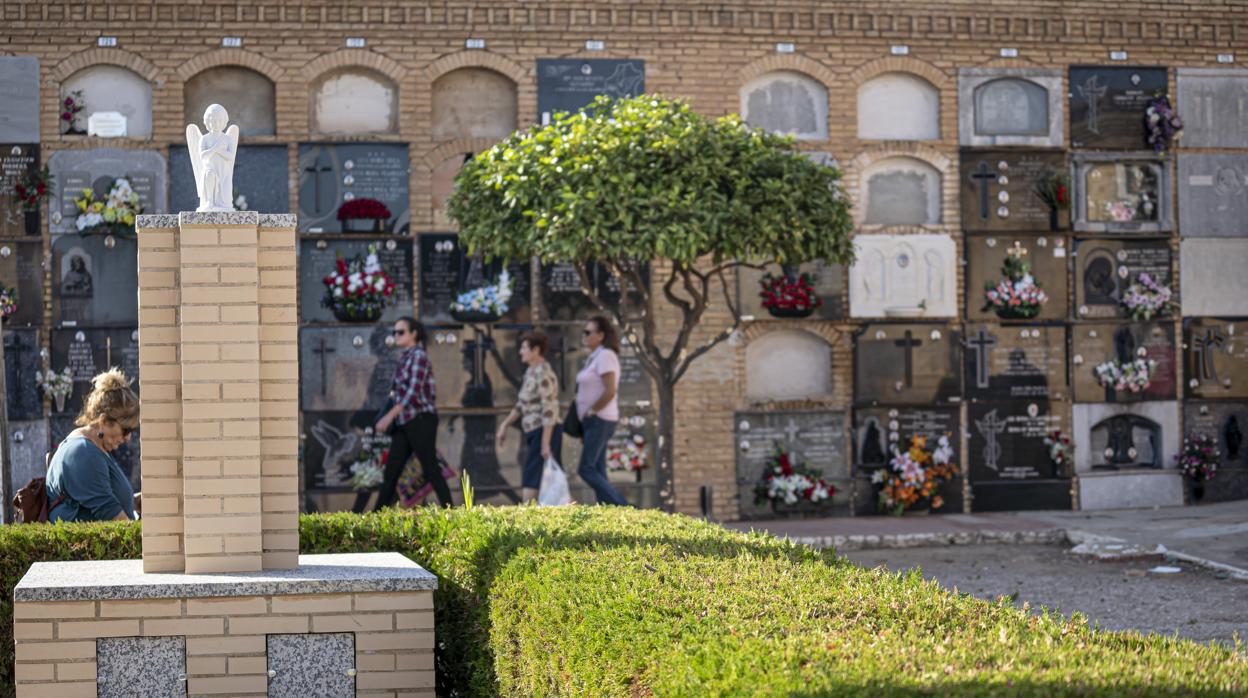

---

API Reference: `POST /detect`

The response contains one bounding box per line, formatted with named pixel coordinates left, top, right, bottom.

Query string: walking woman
left=46, top=368, right=140, bottom=522
left=374, top=317, right=452, bottom=508
left=495, top=330, right=561, bottom=504
left=574, top=316, right=630, bottom=505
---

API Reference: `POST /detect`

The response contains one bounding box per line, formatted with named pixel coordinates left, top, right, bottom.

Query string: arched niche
left=857, top=73, right=940, bottom=141
left=431, top=68, right=518, bottom=142
left=184, top=66, right=277, bottom=136
left=973, top=77, right=1049, bottom=136
left=862, top=156, right=942, bottom=226
left=311, top=67, right=398, bottom=135
left=61, top=65, right=153, bottom=138
left=740, top=71, right=828, bottom=140
left=745, top=330, right=833, bottom=402
left=432, top=151, right=475, bottom=227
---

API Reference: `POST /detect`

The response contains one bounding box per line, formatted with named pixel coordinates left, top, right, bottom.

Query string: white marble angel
left=185, top=104, right=239, bottom=212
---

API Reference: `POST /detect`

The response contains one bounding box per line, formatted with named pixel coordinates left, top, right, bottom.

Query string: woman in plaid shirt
left=374, top=317, right=451, bottom=508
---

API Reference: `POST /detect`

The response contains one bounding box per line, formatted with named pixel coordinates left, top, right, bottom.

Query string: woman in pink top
left=574, top=315, right=630, bottom=505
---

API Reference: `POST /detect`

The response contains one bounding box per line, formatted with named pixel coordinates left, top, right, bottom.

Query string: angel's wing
left=222, top=125, right=240, bottom=208
left=185, top=124, right=204, bottom=201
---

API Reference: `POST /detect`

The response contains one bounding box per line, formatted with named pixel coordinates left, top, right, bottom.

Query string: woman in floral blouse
left=496, top=331, right=562, bottom=503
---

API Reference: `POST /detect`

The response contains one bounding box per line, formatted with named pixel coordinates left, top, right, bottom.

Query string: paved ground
left=842, top=543, right=1248, bottom=646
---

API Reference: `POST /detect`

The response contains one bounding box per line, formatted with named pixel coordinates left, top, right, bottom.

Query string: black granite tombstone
left=4, top=327, right=42, bottom=420
left=538, top=261, right=649, bottom=322
left=960, top=151, right=1068, bottom=232
left=52, top=234, right=138, bottom=327
left=0, top=240, right=45, bottom=327
left=854, top=324, right=961, bottom=405
left=734, top=410, right=849, bottom=520
left=1069, top=66, right=1168, bottom=149
left=50, top=327, right=140, bottom=416
left=417, top=233, right=532, bottom=325
left=299, top=237, right=413, bottom=325
left=170, top=144, right=290, bottom=214
left=297, top=144, right=410, bottom=234
left=0, top=143, right=38, bottom=236
left=737, top=260, right=846, bottom=320
left=963, top=325, right=1068, bottom=402
left=967, top=401, right=1072, bottom=511
left=299, top=325, right=399, bottom=412
left=424, top=326, right=525, bottom=411
left=851, top=405, right=963, bottom=514
left=536, top=59, right=645, bottom=124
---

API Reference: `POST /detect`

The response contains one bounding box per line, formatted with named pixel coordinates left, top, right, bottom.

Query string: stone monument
left=12, top=133, right=437, bottom=697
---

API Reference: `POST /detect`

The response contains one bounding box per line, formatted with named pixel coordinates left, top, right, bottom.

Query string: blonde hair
left=74, top=368, right=140, bottom=430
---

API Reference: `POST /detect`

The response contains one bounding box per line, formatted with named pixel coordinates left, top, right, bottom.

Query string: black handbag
left=562, top=403, right=583, bottom=439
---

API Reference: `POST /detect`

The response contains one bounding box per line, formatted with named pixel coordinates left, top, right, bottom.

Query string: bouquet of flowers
left=1044, top=429, right=1073, bottom=472
left=1144, top=94, right=1183, bottom=156
left=1032, top=169, right=1070, bottom=211
left=983, top=253, right=1049, bottom=319
left=1093, top=354, right=1157, bottom=393
left=35, top=366, right=74, bottom=412
left=1175, top=434, right=1219, bottom=482
left=73, top=178, right=142, bottom=237
left=13, top=165, right=52, bottom=213
left=1120, top=272, right=1175, bottom=321
left=60, top=90, right=85, bottom=134
left=451, top=269, right=513, bottom=319
left=343, top=428, right=390, bottom=492
left=606, top=433, right=648, bottom=472
left=872, top=435, right=957, bottom=515
left=0, top=283, right=17, bottom=319
left=321, top=245, right=396, bottom=322
left=759, top=271, right=822, bottom=317
left=754, top=442, right=834, bottom=506
left=337, top=198, right=392, bottom=221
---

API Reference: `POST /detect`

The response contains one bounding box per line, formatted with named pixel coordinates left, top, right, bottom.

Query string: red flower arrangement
left=13, top=165, right=52, bottom=212
left=321, top=245, right=397, bottom=322
left=60, top=91, right=85, bottom=134
left=337, top=198, right=392, bottom=221
left=759, top=271, right=822, bottom=318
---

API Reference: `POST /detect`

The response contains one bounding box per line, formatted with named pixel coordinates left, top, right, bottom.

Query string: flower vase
left=1048, top=208, right=1060, bottom=232
left=343, top=217, right=384, bottom=233
left=767, top=306, right=815, bottom=319
left=331, top=305, right=383, bottom=323
left=54, top=393, right=67, bottom=413
left=23, top=210, right=40, bottom=236
left=451, top=309, right=501, bottom=324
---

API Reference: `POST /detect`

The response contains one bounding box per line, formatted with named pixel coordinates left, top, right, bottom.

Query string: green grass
left=4, top=507, right=1246, bottom=696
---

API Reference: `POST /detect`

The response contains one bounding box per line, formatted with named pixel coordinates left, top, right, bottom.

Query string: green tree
left=449, top=95, right=854, bottom=511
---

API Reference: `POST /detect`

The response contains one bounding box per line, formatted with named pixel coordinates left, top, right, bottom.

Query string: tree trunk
left=655, top=378, right=677, bottom=512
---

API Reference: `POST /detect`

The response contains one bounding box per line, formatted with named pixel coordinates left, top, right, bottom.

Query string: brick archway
left=301, top=49, right=408, bottom=84
left=52, top=47, right=159, bottom=83
left=175, top=48, right=287, bottom=84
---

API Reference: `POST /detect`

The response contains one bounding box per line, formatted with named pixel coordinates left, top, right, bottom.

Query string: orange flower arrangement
left=872, top=434, right=957, bottom=515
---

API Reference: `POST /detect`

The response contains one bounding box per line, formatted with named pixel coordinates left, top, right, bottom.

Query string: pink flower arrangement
left=1120, top=272, right=1174, bottom=321
left=1175, top=434, right=1219, bottom=482
left=983, top=253, right=1048, bottom=319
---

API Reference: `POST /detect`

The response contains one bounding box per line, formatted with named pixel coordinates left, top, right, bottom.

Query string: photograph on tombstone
left=1176, top=68, right=1248, bottom=149
left=967, top=400, right=1073, bottom=511
left=297, top=143, right=410, bottom=233
left=47, top=148, right=166, bottom=234
left=849, top=234, right=957, bottom=318
left=5, top=327, right=43, bottom=421
left=1068, top=66, right=1168, bottom=150
left=860, top=157, right=943, bottom=227
left=960, top=151, right=1069, bottom=232
left=1073, top=237, right=1174, bottom=321
left=49, top=327, right=140, bottom=417
left=418, top=232, right=532, bottom=325
left=1177, top=153, right=1248, bottom=238
left=299, top=236, right=413, bottom=324
left=0, top=56, right=40, bottom=142
left=854, top=323, right=961, bottom=405
left=0, top=240, right=45, bottom=327
left=737, top=260, right=845, bottom=320
left=537, top=261, right=649, bottom=322
left=958, top=68, right=1063, bottom=147
left=52, top=233, right=138, bottom=327
left=59, top=65, right=153, bottom=139
left=734, top=410, right=849, bottom=520
left=851, top=405, right=962, bottom=514
left=1070, top=322, right=1176, bottom=403
left=857, top=72, right=938, bottom=141
left=963, top=324, right=1068, bottom=402
left=0, top=143, right=40, bottom=236
left=1072, top=153, right=1173, bottom=234
left=966, top=235, right=1067, bottom=322
left=537, top=59, right=645, bottom=124
left=1184, top=318, right=1248, bottom=399
left=1183, top=401, right=1248, bottom=503
left=170, top=144, right=289, bottom=214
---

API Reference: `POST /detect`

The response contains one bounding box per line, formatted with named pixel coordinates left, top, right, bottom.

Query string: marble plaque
left=968, top=400, right=1068, bottom=482
left=538, top=261, right=648, bottom=322
left=50, top=327, right=141, bottom=416
left=0, top=143, right=39, bottom=236
left=1072, top=153, right=1173, bottom=234
left=97, top=636, right=186, bottom=698
left=1177, top=153, right=1248, bottom=237
left=1069, top=66, right=1168, bottom=150
left=425, top=326, right=524, bottom=410
left=960, top=151, right=1068, bottom=232
left=734, top=410, right=849, bottom=519
left=745, top=329, right=833, bottom=403
left=537, top=59, right=645, bottom=124
left=170, top=144, right=289, bottom=214
left=267, top=633, right=354, bottom=698
left=1180, top=239, right=1248, bottom=317
left=48, top=148, right=167, bottom=234
left=963, top=324, right=1068, bottom=402
left=299, top=237, right=413, bottom=324
left=52, top=234, right=138, bottom=327
left=1072, top=401, right=1179, bottom=474
left=737, top=260, right=846, bottom=320
left=857, top=73, right=937, bottom=141
left=0, top=57, right=40, bottom=142
left=854, top=323, right=961, bottom=405
left=7, top=419, right=49, bottom=501
left=1176, top=68, right=1248, bottom=149
left=1184, top=318, right=1248, bottom=399
left=417, top=232, right=532, bottom=325
left=862, top=158, right=942, bottom=226
left=848, top=234, right=957, bottom=318
left=966, top=235, right=1068, bottom=322
left=4, top=328, right=41, bottom=421
left=958, top=68, right=1063, bottom=147
left=1184, top=401, right=1248, bottom=470
left=1074, top=238, right=1173, bottom=321
left=1070, top=322, right=1176, bottom=403
left=0, top=240, right=46, bottom=327
left=300, top=325, right=400, bottom=412
left=297, top=143, right=410, bottom=234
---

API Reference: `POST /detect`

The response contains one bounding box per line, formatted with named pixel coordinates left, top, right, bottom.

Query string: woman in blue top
left=46, top=368, right=140, bottom=522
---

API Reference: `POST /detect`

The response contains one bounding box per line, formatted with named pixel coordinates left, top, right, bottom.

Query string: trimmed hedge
left=4, top=508, right=1247, bottom=697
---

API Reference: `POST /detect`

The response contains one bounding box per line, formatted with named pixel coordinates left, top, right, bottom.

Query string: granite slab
left=14, top=552, right=437, bottom=602
left=98, top=636, right=187, bottom=698
left=136, top=212, right=297, bottom=230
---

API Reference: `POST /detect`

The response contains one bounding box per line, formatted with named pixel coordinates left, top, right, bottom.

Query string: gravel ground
left=842, top=544, right=1248, bottom=647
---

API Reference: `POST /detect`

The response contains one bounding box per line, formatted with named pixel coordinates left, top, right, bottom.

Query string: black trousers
left=373, top=412, right=451, bottom=509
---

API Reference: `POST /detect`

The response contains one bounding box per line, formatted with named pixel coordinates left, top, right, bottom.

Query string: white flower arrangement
left=74, top=178, right=142, bottom=234
left=1120, top=272, right=1175, bottom=321
left=35, top=367, right=74, bottom=398
left=1094, top=354, right=1157, bottom=393
left=346, top=428, right=390, bottom=492
left=451, top=269, right=513, bottom=317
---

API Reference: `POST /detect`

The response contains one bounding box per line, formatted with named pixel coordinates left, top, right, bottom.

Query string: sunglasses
left=582, top=329, right=597, bottom=336
left=122, top=426, right=136, bottom=437
left=393, top=328, right=409, bottom=336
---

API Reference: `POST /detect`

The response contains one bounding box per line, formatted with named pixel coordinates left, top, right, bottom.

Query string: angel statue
left=185, top=103, right=239, bottom=212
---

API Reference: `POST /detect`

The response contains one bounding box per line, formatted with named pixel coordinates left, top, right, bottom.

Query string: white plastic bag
left=538, top=458, right=572, bottom=506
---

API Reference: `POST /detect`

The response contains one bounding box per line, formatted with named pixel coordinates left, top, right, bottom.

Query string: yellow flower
left=122, top=213, right=134, bottom=225
left=76, top=199, right=87, bottom=212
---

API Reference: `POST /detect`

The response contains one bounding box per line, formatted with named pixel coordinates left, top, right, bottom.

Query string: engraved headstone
left=1069, top=66, right=1168, bottom=149
left=0, top=240, right=46, bottom=327
left=538, top=261, right=648, bottom=322
left=4, top=328, right=42, bottom=421
left=737, top=260, right=845, bottom=320
left=424, top=326, right=524, bottom=410
left=299, top=325, right=399, bottom=412
left=0, top=57, right=40, bottom=142
left=960, top=151, right=1069, bottom=232
left=50, top=327, right=141, bottom=416
left=1183, top=401, right=1248, bottom=503
left=958, top=68, right=1063, bottom=147
left=854, top=323, right=961, bottom=405
left=297, top=143, right=410, bottom=234
left=1176, top=68, right=1248, bottom=149
left=0, top=144, right=39, bottom=236
left=1180, top=239, right=1248, bottom=317
left=537, top=59, right=645, bottom=124
left=966, top=235, right=1068, bottom=322
left=1073, top=238, right=1173, bottom=321
left=1072, top=154, right=1173, bottom=234
left=170, top=144, right=289, bottom=214
left=47, top=149, right=167, bottom=234
left=963, top=324, right=1067, bottom=401
left=1070, top=322, right=1176, bottom=402
left=52, top=234, right=138, bottom=327
left=1184, top=318, right=1248, bottom=399
left=302, top=411, right=366, bottom=492
left=734, top=410, right=849, bottom=519
left=849, top=234, right=957, bottom=318
left=417, top=233, right=531, bottom=325
left=1177, top=153, right=1248, bottom=237
left=862, top=158, right=942, bottom=226
left=298, top=237, right=413, bottom=324
left=968, top=400, right=1072, bottom=511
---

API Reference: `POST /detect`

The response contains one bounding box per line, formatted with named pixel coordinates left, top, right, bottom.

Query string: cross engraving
left=1006, top=241, right=1028, bottom=259
left=893, top=330, right=922, bottom=389
left=1192, top=328, right=1226, bottom=383
left=312, top=337, right=336, bottom=397
left=304, top=151, right=335, bottom=215
left=966, top=329, right=998, bottom=390
left=1078, top=75, right=1109, bottom=135
left=784, top=418, right=801, bottom=443
left=969, top=161, right=999, bottom=220
left=975, top=408, right=1007, bottom=473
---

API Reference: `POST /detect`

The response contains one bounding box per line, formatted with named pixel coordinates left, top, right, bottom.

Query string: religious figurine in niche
left=185, top=103, right=240, bottom=212
left=1083, top=256, right=1117, bottom=305
left=60, top=253, right=93, bottom=297
left=859, top=420, right=886, bottom=466
left=1226, top=415, right=1243, bottom=461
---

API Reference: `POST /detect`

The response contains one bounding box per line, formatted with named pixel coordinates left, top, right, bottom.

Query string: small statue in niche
left=1113, top=326, right=1137, bottom=364
left=1226, top=415, right=1243, bottom=461
left=1102, top=416, right=1135, bottom=469
left=185, top=103, right=239, bottom=212
left=860, top=420, right=886, bottom=466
